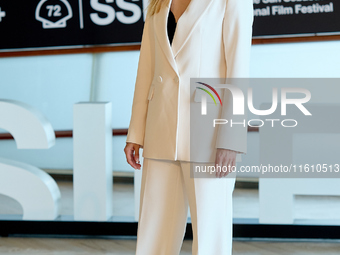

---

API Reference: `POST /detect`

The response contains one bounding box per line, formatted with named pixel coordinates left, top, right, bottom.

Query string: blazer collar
left=153, top=0, right=214, bottom=76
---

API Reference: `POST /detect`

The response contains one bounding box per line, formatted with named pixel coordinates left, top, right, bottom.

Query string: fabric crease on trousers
left=135, top=157, right=237, bottom=255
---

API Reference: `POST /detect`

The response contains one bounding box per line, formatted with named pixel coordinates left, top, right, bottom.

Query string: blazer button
left=174, top=77, right=179, bottom=83
left=157, top=75, right=163, bottom=83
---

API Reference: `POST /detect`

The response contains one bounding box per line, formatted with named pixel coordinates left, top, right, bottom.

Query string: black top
left=167, top=10, right=177, bottom=46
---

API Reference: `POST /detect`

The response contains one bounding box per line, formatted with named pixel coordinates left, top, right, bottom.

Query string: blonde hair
left=146, top=0, right=170, bottom=17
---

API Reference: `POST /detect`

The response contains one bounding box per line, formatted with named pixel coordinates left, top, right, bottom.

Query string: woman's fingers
left=215, top=149, right=237, bottom=178
left=221, top=157, right=230, bottom=177
left=134, top=144, right=140, bottom=165
left=215, top=154, right=222, bottom=178
left=125, top=145, right=135, bottom=168
left=222, top=158, right=234, bottom=177
left=124, top=143, right=141, bottom=170
left=133, top=144, right=141, bottom=170
left=223, top=155, right=236, bottom=177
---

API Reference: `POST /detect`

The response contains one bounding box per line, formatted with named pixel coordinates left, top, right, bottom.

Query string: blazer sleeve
left=215, top=0, right=254, bottom=154
left=126, top=14, right=155, bottom=148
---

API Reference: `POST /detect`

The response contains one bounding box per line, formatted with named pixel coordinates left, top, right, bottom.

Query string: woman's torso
left=141, top=0, right=253, bottom=162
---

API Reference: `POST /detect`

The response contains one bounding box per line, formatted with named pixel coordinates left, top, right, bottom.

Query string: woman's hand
left=124, top=142, right=142, bottom=170
left=214, top=148, right=237, bottom=178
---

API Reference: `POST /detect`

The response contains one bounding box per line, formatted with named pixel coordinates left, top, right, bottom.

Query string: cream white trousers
left=135, top=158, right=237, bottom=255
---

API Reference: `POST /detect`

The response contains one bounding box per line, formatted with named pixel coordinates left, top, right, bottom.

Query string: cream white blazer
left=126, top=0, right=254, bottom=163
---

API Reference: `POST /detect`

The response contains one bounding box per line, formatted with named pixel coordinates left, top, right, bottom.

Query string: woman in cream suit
left=124, top=0, right=253, bottom=254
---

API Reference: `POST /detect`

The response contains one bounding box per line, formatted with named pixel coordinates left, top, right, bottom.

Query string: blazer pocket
left=193, top=87, right=224, bottom=104
left=148, top=84, right=155, bottom=101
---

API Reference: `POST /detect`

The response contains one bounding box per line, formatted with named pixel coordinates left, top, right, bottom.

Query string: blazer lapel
left=171, top=0, right=213, bottom=58
left=153, top=0, right=214, bottom=75
left=153, top=0, right=178, bottom=76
